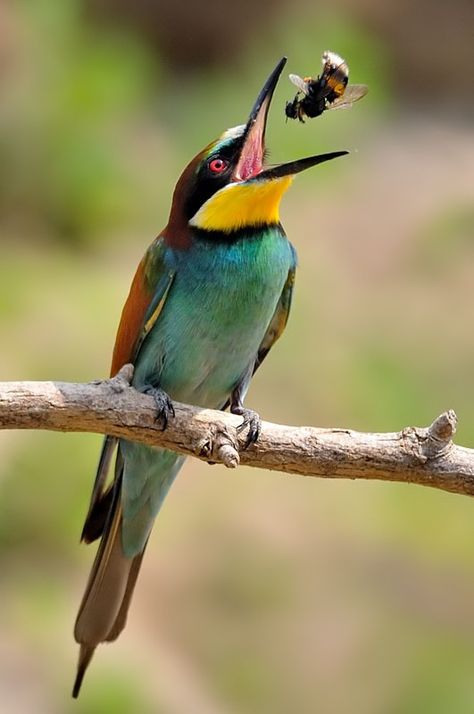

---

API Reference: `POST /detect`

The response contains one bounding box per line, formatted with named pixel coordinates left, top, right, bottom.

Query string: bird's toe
left=141, top=385, right=175, bottom=430
left=234, top=408, right=261, bottom=449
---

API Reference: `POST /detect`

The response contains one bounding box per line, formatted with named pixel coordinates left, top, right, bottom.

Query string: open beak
left=234, top=57, right=348, bottom=183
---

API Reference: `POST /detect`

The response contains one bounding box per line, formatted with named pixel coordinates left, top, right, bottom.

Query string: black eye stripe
left=185, top=141, right=242, bottom=220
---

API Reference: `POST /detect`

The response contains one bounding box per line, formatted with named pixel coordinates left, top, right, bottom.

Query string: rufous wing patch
left=110, top=259, right=152, bottom=376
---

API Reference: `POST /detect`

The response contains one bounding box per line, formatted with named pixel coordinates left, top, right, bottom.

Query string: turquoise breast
left=132, top=227, right=294, bottom=408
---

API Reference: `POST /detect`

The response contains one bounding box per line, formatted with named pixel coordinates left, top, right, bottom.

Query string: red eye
left=208, top=158, right=228, bottom=174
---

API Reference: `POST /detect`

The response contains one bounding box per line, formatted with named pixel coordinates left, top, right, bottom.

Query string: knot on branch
left=428, top=410, right=457, bottom=443
left=89, top=364, right=135, bottom=394
left=196, top=421, right=240, bottom=468
left=402, top=410, right=457, bottom=464
left=108, top=364, right=135, bottom=393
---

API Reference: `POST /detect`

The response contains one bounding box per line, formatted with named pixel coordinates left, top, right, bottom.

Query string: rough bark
left=0, top=364, right=473, bottom=498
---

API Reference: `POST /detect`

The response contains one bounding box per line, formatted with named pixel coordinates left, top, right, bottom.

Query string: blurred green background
left=1, top=0, right=473, bottom=711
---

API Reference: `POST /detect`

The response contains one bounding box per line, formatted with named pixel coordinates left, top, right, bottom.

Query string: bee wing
left=328, top=84, right=368, bottom=110
left=288, top=74, right=311, bottom=96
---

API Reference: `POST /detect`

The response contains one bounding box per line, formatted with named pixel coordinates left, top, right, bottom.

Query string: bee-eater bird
left=72, top=56, right=347, bottom=697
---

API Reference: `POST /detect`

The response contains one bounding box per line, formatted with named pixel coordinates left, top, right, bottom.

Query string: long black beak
left=247, top=56, right=287, bottom=131
left=257, top=150, right=348, bottom=180
left=234, top=57, right=348, bottom=182
left=234, top=57, right=287, bottom=181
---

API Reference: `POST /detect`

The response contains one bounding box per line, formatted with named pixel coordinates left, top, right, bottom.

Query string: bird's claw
left=141, top=385, right=175, bottom=430
left=233, top=407, right=261, bottom=449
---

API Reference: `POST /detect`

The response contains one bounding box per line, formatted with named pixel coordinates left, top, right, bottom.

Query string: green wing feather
left=74, top=240, right=176, bottom=695
left=254, top=262, right=295, bottom=374
left=81, top=238, right=175, bottom=544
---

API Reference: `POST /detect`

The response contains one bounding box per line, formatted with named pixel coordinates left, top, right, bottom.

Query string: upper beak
left=234, top=57, right=348, bottom=183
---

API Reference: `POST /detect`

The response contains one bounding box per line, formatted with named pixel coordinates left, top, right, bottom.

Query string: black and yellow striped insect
left=285, top=50, right=368, bottom=123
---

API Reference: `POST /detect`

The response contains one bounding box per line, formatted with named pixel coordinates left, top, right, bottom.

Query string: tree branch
left=0, top=364, right=473, bottom=497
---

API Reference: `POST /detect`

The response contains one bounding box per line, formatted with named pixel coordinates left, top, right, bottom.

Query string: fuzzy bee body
left=285, top=51, right=367, bottom=123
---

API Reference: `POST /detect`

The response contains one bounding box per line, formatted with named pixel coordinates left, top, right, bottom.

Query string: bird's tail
left=72, top=453, right=147, bottom=698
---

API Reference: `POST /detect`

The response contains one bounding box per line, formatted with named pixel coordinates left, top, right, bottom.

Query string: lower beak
left=234, top=57, right=348, bottom=183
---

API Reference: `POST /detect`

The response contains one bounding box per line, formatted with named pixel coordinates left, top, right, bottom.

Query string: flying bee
left=285, top=50, right=368, bottom=122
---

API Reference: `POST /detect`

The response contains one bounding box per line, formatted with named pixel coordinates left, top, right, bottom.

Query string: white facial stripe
left=219, top=124, right=246, bottom=142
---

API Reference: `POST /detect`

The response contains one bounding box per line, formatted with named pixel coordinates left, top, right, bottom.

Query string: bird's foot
left=141, top=385, right=175, bottom=430
left=231, top=406, right=261, bottom=449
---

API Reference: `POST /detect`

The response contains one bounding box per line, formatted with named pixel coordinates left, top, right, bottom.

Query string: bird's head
left=165, top=57, right=347, bottom=245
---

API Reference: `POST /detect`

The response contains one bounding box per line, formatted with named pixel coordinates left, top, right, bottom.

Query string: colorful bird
left=72, top=56, right=347, bottom=697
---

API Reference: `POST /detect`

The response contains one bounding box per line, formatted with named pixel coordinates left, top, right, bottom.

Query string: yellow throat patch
left=190, top=176, right=294, bottom=233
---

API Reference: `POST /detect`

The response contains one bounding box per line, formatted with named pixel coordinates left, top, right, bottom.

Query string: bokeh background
left=1, top=0, right=473, bottom=712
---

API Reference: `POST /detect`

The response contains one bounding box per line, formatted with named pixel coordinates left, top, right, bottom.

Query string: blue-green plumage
left=136, top=228, right=293, bottom=400
left=73, top=56, right=346, bottom=698
left=121, top=227, right=295, bottom=556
